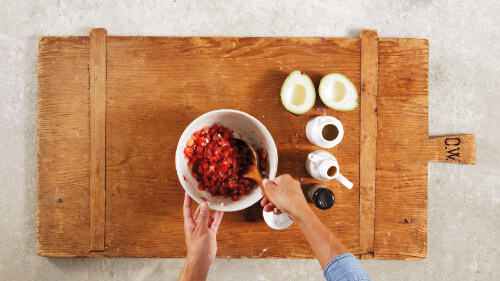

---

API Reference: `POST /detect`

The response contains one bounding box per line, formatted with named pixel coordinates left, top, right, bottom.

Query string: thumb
left=198, top=202, right=210, bottom=226
left=262, top=178, right=278, bottom=203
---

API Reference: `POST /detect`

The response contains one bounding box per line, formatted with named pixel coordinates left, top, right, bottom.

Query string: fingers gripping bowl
left=175, top=109, right=278, bottom=212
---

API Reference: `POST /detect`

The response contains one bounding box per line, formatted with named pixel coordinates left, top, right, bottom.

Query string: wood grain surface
left=89, top=28, right=107, bottom=252
left=375, top=38, right=429, bottom=259
left=359, top=30, right=378, bottom=258
left=104, top=36, right=361, bottom=258
left=37, top=36, right=91, bottom=256
left=37, top=30, right=475, bottom=259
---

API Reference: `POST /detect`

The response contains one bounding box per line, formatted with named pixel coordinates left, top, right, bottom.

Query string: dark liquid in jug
left=322, top=124, right=339, bottom=141
left=327, top=166, right=338, bottom=177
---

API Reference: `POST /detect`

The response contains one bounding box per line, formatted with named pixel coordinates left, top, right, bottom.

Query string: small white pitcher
left=306, top=116, right=344, bottom=148
left=306, top=150, right=353, bottom=189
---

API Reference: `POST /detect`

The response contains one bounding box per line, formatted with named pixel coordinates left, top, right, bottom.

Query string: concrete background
left=1, top=0, right=499, bottom=280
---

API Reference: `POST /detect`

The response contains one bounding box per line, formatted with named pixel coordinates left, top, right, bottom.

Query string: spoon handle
left=250, top=169, right=275, bottom=206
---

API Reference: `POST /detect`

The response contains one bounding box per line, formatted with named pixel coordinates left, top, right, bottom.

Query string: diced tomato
left=220, top=139, right=229, bottom=147
left=217, top=164, right=229, bottom=173
left=258, top=148, right=268, bottom=171
left=209, top=163, right=216, bottom=172
left=196, top=137, right=206, bottom=147
left=196, top=146, right=203, bottom=155
left=184, top=147, right=193, bottom=158
left=186, top=138, right=195, bottom=147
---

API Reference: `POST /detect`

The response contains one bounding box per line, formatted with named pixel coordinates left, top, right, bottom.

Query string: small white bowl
left=175, top=109, right=278, bottom=212
left=262, top=209, right=294, bottom=230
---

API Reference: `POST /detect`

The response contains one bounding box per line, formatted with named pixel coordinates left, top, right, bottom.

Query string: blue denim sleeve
left=323, top=253, right=372, bottom=281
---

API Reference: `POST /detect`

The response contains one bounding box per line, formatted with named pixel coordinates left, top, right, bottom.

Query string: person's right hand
left=260, top=174, right=308, bottom=220
left=182, top=193, right=223, bottom=270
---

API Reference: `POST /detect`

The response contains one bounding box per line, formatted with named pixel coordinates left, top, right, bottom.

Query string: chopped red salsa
left=184, top=123, right=268, bottom=201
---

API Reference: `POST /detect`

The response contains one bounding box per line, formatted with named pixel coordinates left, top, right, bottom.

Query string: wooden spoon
left=235, top=139, right=275, bottom=206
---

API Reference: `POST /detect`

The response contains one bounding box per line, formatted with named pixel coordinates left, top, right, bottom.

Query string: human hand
left=260, top=174, right=309, bottom=221
left=179, top=193, right=223, bottom=281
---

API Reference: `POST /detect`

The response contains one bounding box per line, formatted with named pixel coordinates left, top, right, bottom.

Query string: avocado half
left=280, top=70, right=316, bottom=115
left=318, top=73, right=358, bottom=111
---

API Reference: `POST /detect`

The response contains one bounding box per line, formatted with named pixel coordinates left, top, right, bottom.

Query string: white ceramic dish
left=262, top=209, right=294, bottom=230
left=175, top=109, right=278, bottom=212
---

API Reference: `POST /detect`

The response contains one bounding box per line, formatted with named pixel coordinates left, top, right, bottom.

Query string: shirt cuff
left=323, top=253, right=371, bottom=281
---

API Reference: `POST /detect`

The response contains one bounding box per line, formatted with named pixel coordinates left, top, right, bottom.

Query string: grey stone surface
left=0, top=0, right=499, bottom=280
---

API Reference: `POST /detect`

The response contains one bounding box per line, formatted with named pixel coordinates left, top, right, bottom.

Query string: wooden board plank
left=89, top=28, right=107, bottom=252
left=375, top=38, right=429, bottom=258
left=37, top=36, right=91, bottom=257
left=104, top=37, right=361, bottom=258
left=359, top=30, right=378, bottom=257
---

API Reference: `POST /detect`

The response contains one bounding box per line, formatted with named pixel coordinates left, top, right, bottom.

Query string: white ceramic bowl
left=175, top=109, right=278, bottom=211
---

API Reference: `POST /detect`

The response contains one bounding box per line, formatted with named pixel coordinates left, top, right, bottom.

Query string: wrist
left=181, top=257, right=211, bottom=281
left=186, top=255, right=213, bottom=271
left=290, top=203, right=313, bottom=223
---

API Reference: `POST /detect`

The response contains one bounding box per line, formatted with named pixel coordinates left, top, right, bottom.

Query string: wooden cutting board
left=37, top=29, right=475, bottom=259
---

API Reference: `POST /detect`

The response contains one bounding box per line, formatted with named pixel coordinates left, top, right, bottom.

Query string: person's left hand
left=182, top=193, right=224, bottom=274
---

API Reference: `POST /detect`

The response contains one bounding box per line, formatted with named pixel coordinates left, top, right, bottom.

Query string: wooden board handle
left=429, top=134, right=475, bottom=164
